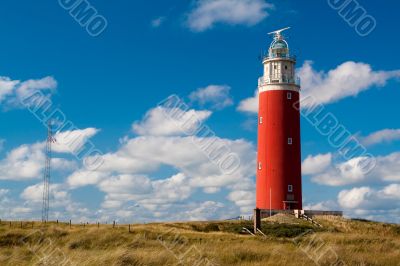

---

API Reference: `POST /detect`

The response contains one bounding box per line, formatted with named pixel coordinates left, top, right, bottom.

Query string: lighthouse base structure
left=253, top=209, right=343, bottom=232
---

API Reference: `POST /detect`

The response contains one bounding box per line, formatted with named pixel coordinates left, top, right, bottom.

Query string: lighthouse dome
left=271, top=40, right=288, bottom=49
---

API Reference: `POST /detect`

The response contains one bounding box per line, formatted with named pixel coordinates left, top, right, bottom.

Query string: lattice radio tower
left=42, top=121, right=56, bottom=222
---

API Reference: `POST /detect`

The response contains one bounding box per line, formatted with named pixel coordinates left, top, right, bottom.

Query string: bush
left=203, top=223, right=220, bottom=232
left=260, top=224, right=315, bottom=238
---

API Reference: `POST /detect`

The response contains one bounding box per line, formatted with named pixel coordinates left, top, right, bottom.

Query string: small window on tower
left=258, top=162, right=262, bottom=170
left=285, top=65, right=288, bottom=70
left=288, top=138, right=293, bottom=145
left=288, top=185, right=293, bottom=192
left=259, top=117, right=263, bottom=124
left=287, top=92, right=292, bottom=100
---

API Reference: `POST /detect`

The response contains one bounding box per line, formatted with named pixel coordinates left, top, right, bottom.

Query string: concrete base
left=253, top=209, right=343, bottom=232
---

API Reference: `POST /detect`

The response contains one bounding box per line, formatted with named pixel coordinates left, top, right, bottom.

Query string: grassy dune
left=0, top=216, right=399, bottom=266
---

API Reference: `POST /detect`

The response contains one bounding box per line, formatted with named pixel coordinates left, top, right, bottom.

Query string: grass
left=0, top=216, right=399, bottom=265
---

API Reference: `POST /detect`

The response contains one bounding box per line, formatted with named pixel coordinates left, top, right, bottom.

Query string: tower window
left=287, top=92, right=292, bottom=100
left=288, top=138, right=293, bottom=145
left=258, top=162, right=262, bottom=170
left=259, top=117, right=263, bottom=124
left=288, top=185, right=293, bottom=192
left=285, top=65, right=288, bottom=70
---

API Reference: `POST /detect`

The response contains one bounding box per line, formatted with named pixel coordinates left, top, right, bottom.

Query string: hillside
left=0, top=215, right=399, bottom=266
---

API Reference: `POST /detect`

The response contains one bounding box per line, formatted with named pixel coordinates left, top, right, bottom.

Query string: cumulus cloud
left=304, top=150, right=400, bottom=186
left=0, top=143, right=45, bottom=181
left=68, top=135, right=255, bottom=189
left=189, top=85, right=234, bottom=110
left=237, top=90, right=258, bottom=113
left=65, top=105, right=256, bottom=219
left=20, top=182, right=92, bottom=221
left=310, top=156, right=374, bottom=186
left=53, top=128, right=100, bottom=154
left=299, top=61, right=400, bottom=107
left=186, top=0, right=273, bottom=32
left=174, top=201, right=226, bottom=221
left=0, top=128, right=97, bottom=181
left=237, top=61, right=400, bottom=113
left=302, top=153, right=332, bottom=175
left=303, top=200, right=339, bottom=211
left=338, top=184, right=400, bottom=210
left=0, top=76, right=57, bottom=109
left=359, top=129, right=400, bottom=147
left=132, top=107, right=212, bottom=136
left=0, top=77, right=19, bottom=102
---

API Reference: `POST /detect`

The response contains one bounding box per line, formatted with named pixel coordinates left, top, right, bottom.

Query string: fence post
left=129, top=224, right=131, bottom=233
left=69, top=220, right=72, bottom=229
left=113, top=221, right=115, bottom=228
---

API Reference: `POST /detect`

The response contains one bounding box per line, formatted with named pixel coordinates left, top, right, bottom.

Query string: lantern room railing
left=263, top=53, right=297, bottom=61
left=258, top=75, right=301, bottom=86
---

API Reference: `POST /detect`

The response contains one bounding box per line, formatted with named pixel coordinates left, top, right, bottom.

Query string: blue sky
left=1, top=0, right=400, bottom=223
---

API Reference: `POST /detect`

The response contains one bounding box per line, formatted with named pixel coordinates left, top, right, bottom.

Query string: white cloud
left=302, top=153, right=332, bottom=175
left=0, top=76, right=57, bottom=109
left=372, top=152, right=400, bottom=182
left=310, top=156, right=373, bottom=186
left=189, top=85, right=234, bottom=110
left=16, top=76, right=57, bottom=100
left=67, top=170, right=108, bottom=188
left=338, top=184, right=400, bottom=210
left=0, top=143, right=45, bottom=181
left=237, top=61, right=400, bottom=113
left=338, top=187, right=372, bottom=209
left=187, top=0, right=273, bottom=32
left=299, top=61, right=400, bottom=108
left=0, top=128, right=97, bottom=181
left=307, top=151, right=400, bottom=186
left=53, top=128, right=100, bottom=154
left=237, top=90, right=258, bottom=113
left=132, top=107, right=212, bottom=136
left=174, top=201, right=226, bottom=221
left=21, top=183, right=68, bottom=204
left=65, top=103, right=257, bottom=219
left=19, top=182, right=91, bottom=221
left=227, top=190, right=254, bottom=213
left=303, top=200, right=339, bottom=211
left=0, top=77, right=19, bottom=102
left=99, top=175, right=152, bottom=196
left=359, top=129, right=400, bottom=147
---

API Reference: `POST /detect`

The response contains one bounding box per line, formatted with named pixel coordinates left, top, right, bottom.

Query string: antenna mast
left=42, top=121, right=54, bottom=222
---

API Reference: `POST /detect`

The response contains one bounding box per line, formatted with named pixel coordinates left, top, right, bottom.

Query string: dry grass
left=0, top=216, right=399, bottom=266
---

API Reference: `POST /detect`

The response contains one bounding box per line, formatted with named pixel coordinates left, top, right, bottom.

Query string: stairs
left=299, top=214, right=323, bottom=227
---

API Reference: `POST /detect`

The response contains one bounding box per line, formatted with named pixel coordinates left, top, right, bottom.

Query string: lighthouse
left=256, top=28, right=302, bottom=211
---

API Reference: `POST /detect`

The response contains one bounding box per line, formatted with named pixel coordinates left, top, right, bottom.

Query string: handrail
left=263, top=54, right=296, bottom=61
left=242, top=227, right=255, bottom=236
left=258, top=75, right=301, bottom=86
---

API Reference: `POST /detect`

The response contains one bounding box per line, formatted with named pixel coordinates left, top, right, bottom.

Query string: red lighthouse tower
left=256, top=28, right=302, bottom=211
